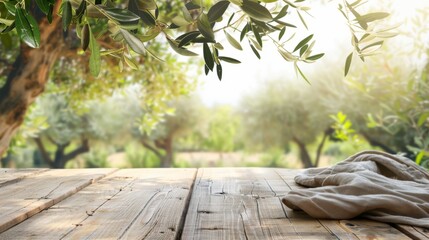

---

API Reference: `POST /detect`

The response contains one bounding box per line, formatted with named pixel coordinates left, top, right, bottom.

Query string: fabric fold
left=282, top=150, right=429, bottom=228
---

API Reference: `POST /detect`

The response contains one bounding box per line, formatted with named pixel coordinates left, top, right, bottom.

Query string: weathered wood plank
left=337, top=220, right=414, bottom=240
left=0, top=168, right=196, bottom=240
left=276, top=169, right=412, bottom=240
left=0, top=168, right=47, bottom=188
left=0, top=168, right=115, bottom=234
left=394, top=225, right=429, bottom=240
left=2, top=167, right=426, bottom=240
left=182, top=168, right=341, bottom=240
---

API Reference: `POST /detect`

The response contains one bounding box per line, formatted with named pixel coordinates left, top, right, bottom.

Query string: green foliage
left=139, top=95, right=204, bottom=141
left=0, top=0, right=393, bottom=80
left=0, top=147, right=34, bottom=168
left=176, top=104, right=243, bottom=152
left=172, top=158, right=192, bottom=168
left=258, top=148, right=289, bottom=167
left=33, top=95, right=89, bottom=145
left=342, top=7, right=429, bottom=166
left=0, top=32, right=19, bottom=86
left=324, top=139, right=375, bottom=164
left=330, top=112, right=357, bottom=142
left=83, top=148, right=110, bottom=168
left=202, top=106, right=240, bottom=152
left=125, top=143, right=160, bottom=168
left=338, top=1, right=397, bottom=76
left=239, top=79, right=333, bottom=150
left=357, top=71, right=429, bottom=165
left=30, top=92, right=137, bottom=146
left=15, top=6, right=40, bottom=48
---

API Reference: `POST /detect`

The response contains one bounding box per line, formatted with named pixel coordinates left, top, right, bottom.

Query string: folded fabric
left=282, top=150, right=429, bottom=228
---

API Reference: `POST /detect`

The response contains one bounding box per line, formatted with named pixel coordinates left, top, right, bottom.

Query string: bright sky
left=197, top=0, right=429, bottom=106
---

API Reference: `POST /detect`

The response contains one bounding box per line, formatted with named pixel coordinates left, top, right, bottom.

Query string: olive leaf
left=105, top=8, right=140, bottom=26
left=167, top=38, right=198, bottom=56
left=81, top=24, right=90, bottom=51
left=219, top=56, right=241, bottom=64
left=306, top=53, right=324, bottom=61
left=241, top=0, right=272, bottom=22
left=136, top=0, right=157, bottom=10
left=89, top=26, right=101, bottom=76
left=216, top=63, right=222, bottom=80
left=120, top=29, right=146, bottom=54
left=177, top=31, right=200, bottom=48
left=203, top=43, right=214, bottom=71
left=62, top=0, right=72, bottom=31
left=15, top=7, right=40, bottom=48
left=208, top=1, right=230, bottom=22
left=344, top=52, right=353, bottom=76
left=197, top=13, right=215, bottom=41
left=224, top=31, right=242, bottom=50
left=293, top=34, right=313, bottom=52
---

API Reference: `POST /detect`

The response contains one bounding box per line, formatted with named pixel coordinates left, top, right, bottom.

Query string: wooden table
left=0, top=168, right=427, bottom=239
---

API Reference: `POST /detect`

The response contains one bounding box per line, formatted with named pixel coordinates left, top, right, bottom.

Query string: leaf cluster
left=0, top=0, right=394, bottom=82
left=338, top=0, right=397, bottom=76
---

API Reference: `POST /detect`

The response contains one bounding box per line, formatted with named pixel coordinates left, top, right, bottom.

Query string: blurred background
left=1, top=0, right=429, bottom=169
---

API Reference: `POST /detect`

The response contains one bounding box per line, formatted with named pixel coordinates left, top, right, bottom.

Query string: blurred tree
left=240, top=80, right=336, bottom=168
left=32, top=95, right=91, bottom=168
left=0, top=0, right=393, bottom=156
left=202, top=105, right=240, bottom=152
left=344, top=57, right=429, bottom=166
left=29, top=92, right=138, bottom=168
left=340, top=7, right=429, bottom=167
left=134, top=95, right=204, bottom=167
left=176, top=105, right=242, bottom=153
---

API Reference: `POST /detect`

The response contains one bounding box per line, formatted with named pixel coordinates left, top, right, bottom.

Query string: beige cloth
left=282, top=150, right=429, bottom=228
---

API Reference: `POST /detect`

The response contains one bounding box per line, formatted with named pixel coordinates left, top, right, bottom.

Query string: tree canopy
left=0, top=0, right=394, bottom=77
left=0, top=0, right=394, bottom=157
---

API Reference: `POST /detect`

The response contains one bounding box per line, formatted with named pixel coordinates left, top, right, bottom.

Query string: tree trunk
left=160, top=138, right=174, bottom=168
left=314, top=128, right=332, bottom=167
left=0, top=2, right=64, bottom=156
left=292, top=136, right=314, bottom=168
left=52, top=143, right=69, bottom=168
left=34, top=137, right=90, bottom=168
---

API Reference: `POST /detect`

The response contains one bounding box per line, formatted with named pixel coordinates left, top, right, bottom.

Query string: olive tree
left=239, top=79, right=337, bottom=168
left=133, top=95, right=204, bottom=167
left=0, top=0, right=394, bottom=156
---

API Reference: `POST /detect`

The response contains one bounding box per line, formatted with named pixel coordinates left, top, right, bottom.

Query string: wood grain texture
left=0, top=168, right=196, bottom=240
left=0, top=168, right=115, bottom=234
left=394, top=225, right=429, bottom=240
left=1, top=167, right=426, bottom=240
left=276, top=169, right=412, bottom=240
left=0, top=168, right=47, bottom=188
left=183, top=168, right=341, bottom=240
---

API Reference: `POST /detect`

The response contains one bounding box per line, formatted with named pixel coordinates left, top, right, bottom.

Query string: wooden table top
left=0, top=168, right=427, bottom=239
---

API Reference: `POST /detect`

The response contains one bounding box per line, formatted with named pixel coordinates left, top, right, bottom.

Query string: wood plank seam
left=120, top=188, right=172, bottom=239
left=176, top=169, right=198, bottom=240
left=0, top=169, right=48, bottom=188
left=326, top=221, right=353, bottom=240
left=276, top=169, right=318, bottom=240
left=0, top=169, right=196, bottom=239
left=279, top=198, right=304, bottom=239
left=59, top=176, right=136, bottom=239
left=0, top=168, right=118, bottom=234
left=392, top=224, right=429, bottom=240
left=50, top=168, right=119, bottom=207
